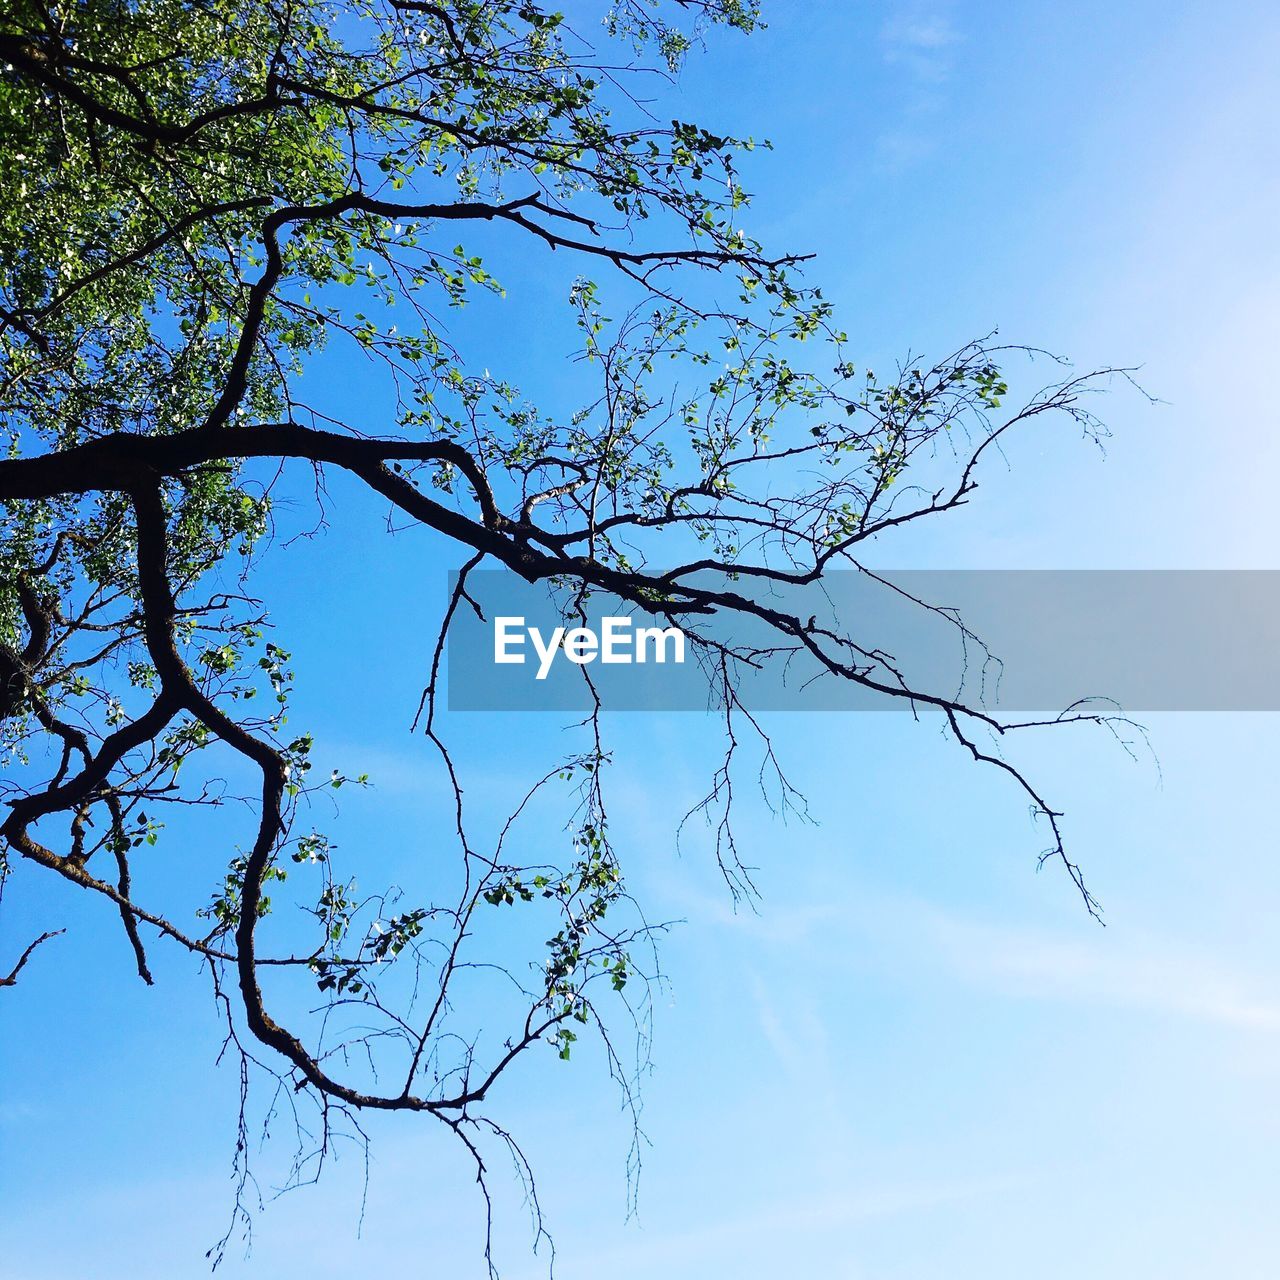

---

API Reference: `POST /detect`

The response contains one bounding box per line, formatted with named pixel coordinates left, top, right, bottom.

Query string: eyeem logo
left=494, top=616, right=687, bottom=680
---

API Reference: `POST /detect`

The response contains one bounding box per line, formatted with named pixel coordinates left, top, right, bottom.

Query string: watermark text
left=493, top=616, right=687, bottom=680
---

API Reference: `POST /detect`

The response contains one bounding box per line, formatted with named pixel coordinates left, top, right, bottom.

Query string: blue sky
left=4, top=2, right=1280, bottom=1277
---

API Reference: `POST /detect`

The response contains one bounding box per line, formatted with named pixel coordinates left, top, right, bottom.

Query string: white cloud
left=880, top=9, right=960, bottom=83
left=676, top=874, right=1280, bottom=1035
left=875, top=7, right=962, bottom=170
left=913, top=906, right=1280, bottom=1032
left=882, top=14, right=959, bottom=54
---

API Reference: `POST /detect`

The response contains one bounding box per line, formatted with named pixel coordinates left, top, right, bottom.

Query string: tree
left=0, top=0, right=1129, bottom=1267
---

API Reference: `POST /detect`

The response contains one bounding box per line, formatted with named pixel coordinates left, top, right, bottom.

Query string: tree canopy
left=0, top=0, right=1128, bottom=1266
